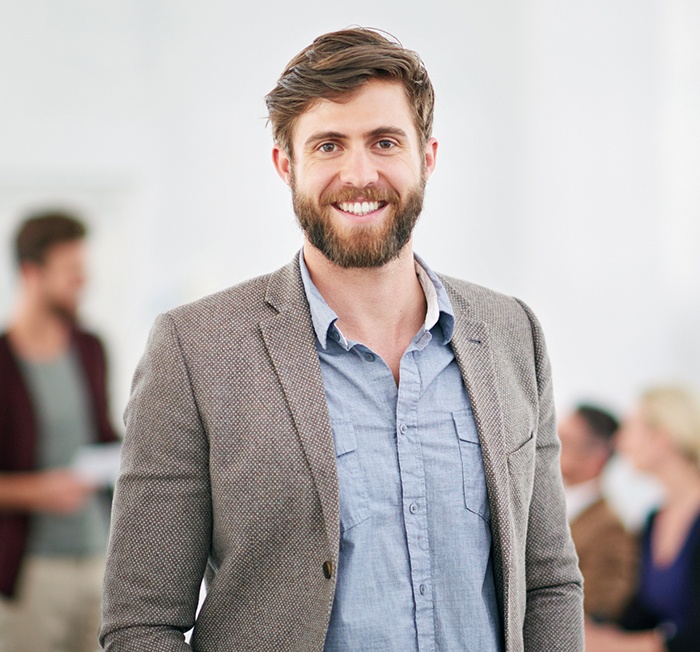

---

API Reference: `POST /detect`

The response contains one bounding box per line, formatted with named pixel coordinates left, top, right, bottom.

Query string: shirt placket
left=395, top=333, right=436, bottom=651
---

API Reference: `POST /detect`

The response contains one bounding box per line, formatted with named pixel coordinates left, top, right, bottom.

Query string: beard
left=45, top=294, right=79, bottom=324
left=291, top=173, right=426, bottom=269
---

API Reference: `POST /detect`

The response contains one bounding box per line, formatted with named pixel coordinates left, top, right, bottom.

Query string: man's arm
left=0, top=470, right=95, bottom=513
left=515, top=299, right=585, bottom=651
left=100, top=314, right=212, bottom=651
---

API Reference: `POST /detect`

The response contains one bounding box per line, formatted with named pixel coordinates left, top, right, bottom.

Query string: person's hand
left=585, top=619, right=666, bottom=652
left=28, top=468, right=97, bottom=514
left=585, top=621, right=621, bottom=651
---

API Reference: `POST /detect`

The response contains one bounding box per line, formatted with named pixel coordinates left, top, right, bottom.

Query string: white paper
left=71, top=442, right=123, bottom=487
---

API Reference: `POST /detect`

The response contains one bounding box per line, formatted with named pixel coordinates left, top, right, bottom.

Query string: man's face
left=558, top=412, right=610, bottom=486
left=273, top=79, right=437, bottom=268
left=27, top=240, right=87, bottom=321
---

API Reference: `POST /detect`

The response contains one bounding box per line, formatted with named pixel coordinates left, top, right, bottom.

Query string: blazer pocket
left=331, top=420, right=371, bottom=532
left=453, top=409, right=490, bottom=522
left=506, top=432, right=536, bottom=511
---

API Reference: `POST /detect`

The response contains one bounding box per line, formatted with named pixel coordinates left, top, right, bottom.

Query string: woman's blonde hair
left=640, top=385, right=700, bottom=467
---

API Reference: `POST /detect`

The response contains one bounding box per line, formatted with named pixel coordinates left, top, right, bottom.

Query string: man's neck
left=8, top=298, right=72, bottom=362
left=303, top=240, right=427, bottom=383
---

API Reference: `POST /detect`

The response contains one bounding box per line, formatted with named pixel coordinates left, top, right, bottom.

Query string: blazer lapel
left=442, top=280, right=514, bottom=623
left=260, top=257, right=340, bottom=552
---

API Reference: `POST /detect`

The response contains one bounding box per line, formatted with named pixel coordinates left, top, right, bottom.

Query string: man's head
left=14, top=210, right=88, bottom=321
left=558, top=404, right=619, bottom=486
left=265, top=28, right=435, bottom=158
left=267, top=28, right=438, bottom=269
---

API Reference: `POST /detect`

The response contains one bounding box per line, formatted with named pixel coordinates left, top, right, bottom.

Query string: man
left=0, top=211, right=119, bottom=651
left=101, top=28, right=583, bottom=651
left=559, top=405, right=637, bottom=622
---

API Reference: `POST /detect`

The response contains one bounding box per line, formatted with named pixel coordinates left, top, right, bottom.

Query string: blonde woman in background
left=586, top=386, right=700, bottom=652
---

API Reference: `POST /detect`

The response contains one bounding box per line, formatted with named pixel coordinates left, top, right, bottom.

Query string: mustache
left=319, top=186, right=400, bottom=206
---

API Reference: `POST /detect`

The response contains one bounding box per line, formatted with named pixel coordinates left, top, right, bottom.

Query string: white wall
left=1, top=0, right=699, bottom=430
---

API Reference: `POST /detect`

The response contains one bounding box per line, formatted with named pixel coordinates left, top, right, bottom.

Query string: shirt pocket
left=331, top=420, right=371, bottom=532
left=453, top=409, right=490, bottom=522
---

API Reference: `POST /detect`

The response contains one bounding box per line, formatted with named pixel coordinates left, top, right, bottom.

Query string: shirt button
left=409, top=503, right=418, bottom=514
left=419, top=584, right=427, bottom=595
left=323, top=560, right=333, bottom=580
left=364, top=352, right=375, bottom=362
left=399, top=423, right=408, bottom=435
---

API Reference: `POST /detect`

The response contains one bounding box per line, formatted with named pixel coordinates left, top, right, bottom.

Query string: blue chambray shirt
left=299, top=250, right=502, bottom=652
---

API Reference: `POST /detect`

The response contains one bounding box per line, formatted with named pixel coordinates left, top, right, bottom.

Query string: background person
left=0, top=211, right=119, bottom=652
left=559, top=404, right=638, bottom=621
left=586, top=386, right=700, bottom=652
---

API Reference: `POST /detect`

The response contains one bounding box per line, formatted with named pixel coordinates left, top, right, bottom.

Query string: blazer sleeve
left=515, top=300, right=585, bottom=652
left=100, top=313, right=211, bottom=651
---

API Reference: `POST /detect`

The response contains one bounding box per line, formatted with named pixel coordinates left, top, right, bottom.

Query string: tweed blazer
left=100, top=256, right=583, bottom=652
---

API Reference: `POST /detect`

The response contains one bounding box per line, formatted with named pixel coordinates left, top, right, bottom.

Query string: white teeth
left=338, top=201, right=381, bottom=216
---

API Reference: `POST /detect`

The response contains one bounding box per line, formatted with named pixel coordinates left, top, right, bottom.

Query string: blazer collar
left=261, top=255, right=340, bottom=553
left=440, top=276, right=513, bottom=625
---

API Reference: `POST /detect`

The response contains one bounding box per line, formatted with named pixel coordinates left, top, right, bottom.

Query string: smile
left=335, top=201, right=386, bottom=216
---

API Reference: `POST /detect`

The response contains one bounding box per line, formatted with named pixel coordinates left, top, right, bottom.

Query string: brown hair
left=15, top=210, right=87, bottom=266
left=265, top=27, right=435, bottom=157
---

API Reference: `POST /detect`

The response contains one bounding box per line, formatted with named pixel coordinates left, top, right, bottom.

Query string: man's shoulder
left=436, top=273, right=534, bottom=325
left=573, top=498, right=628, bottom=535
left=162, top=258, right=300, bottom=335
left=72, top=326, right=104, bottom=345
left=437, top=273, right=515, bottom=304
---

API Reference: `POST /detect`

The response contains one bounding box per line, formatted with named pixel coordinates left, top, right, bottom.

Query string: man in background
left=0, top=211, right=119, bottom=651
left=559, top=404, right=638, bottom=622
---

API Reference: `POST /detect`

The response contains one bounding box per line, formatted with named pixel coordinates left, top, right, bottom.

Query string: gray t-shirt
left=19, top=348, right=109, bottom=556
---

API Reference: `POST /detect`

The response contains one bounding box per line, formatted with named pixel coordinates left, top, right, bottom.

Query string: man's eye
left=376, top=140, right=395, bottom=150
left=319, top=143, right=336, bottom=153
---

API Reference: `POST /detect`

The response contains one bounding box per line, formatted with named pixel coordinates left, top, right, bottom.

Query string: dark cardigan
left=619, top=511, right=700, bottom=652
left=0, top=329, right=119, bottom=598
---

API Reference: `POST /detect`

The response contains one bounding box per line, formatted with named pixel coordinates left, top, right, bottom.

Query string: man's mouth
left=334, top=200, right=387, bottom=216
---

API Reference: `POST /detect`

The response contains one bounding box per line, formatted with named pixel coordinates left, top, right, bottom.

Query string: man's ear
left=19, top=260, right=41, bottom=282
left=272, top=144, right=292, bottom=185
left=423, top=137, right=438, bottom=181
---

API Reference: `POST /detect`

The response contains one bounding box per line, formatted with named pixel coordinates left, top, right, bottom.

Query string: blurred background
left=1, top=0, right=698, bottom=441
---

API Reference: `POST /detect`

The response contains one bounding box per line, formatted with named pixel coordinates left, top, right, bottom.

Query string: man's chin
left=312, top=233, right=408, bottom=269
left=48, top=303, right=79, bottom=325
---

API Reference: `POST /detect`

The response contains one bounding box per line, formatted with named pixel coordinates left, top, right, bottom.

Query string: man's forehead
left=291, top=80, right=418, bottom=143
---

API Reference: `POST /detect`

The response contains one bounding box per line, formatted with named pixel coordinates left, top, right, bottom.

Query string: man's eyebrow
left=304, top=131, right=346, bottom=147
left=365, top=126, right=409, bottom=140
left=303, top=127, right=410, bottom=148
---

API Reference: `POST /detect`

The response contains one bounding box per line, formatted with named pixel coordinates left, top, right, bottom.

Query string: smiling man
left=101, top=28, right=583, bottom=652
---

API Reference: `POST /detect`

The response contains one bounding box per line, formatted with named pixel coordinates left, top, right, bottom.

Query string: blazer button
left=323, top=560, right=333, bottom=580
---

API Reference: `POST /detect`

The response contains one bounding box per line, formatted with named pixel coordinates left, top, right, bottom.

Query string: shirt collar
left=564, top=479, right=602, bottom=522
left=299, top=248, right=455, bottom=350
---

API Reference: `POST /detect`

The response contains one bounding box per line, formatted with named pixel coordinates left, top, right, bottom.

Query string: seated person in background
left=559, top=404, right=637, bottom=621
left=586, top=386, right=700, bottom=652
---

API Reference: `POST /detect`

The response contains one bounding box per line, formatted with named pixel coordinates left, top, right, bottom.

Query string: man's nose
left=338, top=148, right=379, bottom=188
